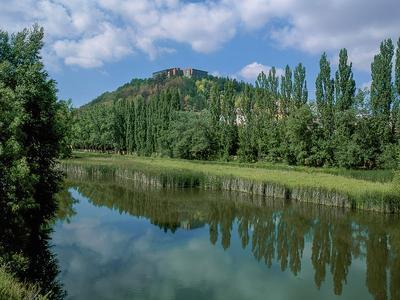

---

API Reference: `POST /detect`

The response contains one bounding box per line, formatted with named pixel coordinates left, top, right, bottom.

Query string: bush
left=378, top=144, right=399, bottom=169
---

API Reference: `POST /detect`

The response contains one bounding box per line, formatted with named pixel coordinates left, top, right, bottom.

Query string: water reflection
left=55, top=174, right=400, bottom=300
left=0, top=217, right=65, bottom=299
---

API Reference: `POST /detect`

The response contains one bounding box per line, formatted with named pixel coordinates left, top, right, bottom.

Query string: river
left=51, top=169, right=400, bottom=300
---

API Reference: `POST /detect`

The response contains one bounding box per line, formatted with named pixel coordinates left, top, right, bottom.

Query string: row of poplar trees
left=73, top=37, right=400, bottom=169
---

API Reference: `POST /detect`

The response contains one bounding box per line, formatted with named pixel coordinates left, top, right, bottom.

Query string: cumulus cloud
left=238, top=62, right=283, bottom=81
left=53, top=24, right=134, bottom=68
left=0, top=0, right=399, bottom=70
left=269, top=0, right=400, bottom=71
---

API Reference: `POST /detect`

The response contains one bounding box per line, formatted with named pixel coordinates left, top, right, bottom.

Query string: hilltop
left=82, top=74, right=247, bottom=111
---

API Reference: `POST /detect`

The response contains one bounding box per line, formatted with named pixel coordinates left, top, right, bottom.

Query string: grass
left=0, top=265, right=47, bottom=300
left=63, top=152, right=400, bottom=212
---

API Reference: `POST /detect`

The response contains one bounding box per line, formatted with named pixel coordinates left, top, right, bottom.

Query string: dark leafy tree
left=0, top=25, right=65, bottom=298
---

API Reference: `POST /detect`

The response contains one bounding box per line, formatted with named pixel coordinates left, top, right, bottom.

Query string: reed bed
left=0, top=265, right=48, bottom=300
left=61, top=152, right=400, bottom=213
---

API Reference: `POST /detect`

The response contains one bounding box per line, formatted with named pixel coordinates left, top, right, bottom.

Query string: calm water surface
left=52, top=173, right=400, bottom=300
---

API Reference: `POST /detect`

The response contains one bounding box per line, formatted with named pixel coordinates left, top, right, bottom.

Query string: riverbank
left=0, top=265, right=47, bottom=300
left=62, top=152, right=400, bottom=213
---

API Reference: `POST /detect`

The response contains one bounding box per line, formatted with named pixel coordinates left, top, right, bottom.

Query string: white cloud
left=0, top=0, right=399, bottom=70
left=53, top=23, right=134, bottom=68
left=269, top=0, right=400, bottom=71
left=238, top=62, right=284, bottom=81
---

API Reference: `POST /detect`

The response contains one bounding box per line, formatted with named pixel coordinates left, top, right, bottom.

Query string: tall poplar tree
left=396, top=38, right=400, bottom=98
left=280, top=65, right=292, bottom=116
left=334, top=49, right=356, bottom=111
left=208, top=83, right=222, bottom=154
left=293, top=63, right=308, bottom=109
left=316, top=53, right=335, bottom=165
left=112, top=98, right=128, bottom=153
left=370, top=39, right=394, bottom=146
left=221, top=81, right=238, bottom=159
left=238, top=86, right=257, bottom=161
left=395, top=38, right=400, bottom=142
left=331, top=49, right=358, bottom=167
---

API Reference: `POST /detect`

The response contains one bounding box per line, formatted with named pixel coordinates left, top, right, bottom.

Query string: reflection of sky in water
left=52, top=189, right=372, bottom=300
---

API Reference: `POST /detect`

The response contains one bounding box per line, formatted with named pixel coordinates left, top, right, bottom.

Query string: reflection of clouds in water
left=54, top=214, right=367, bottom=300
left=54, top=217, right=130, bottom=262
left=54, top=215, right=281, bottom=299
left=52, top=188, right=377, bottom=300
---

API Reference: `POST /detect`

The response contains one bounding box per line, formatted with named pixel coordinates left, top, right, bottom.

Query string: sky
left=1, top=0, right=399, bottom=107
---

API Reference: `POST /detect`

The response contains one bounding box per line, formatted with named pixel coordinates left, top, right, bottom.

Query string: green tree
left=334, top=49, right=356, bottom=111
left=285, top=105, right=315, bottom=165
left=112, top=98, right=128, bottom=153
left=280, top=65, right=292, bottom=116
left=134, top=96, right=147, bottom=154
left=293, top=63, right=308, bottom=109
left=208, top=83, right=222, bottom=154
left=221, top=81, right=238, bottom=159
left=394, top=38, right=400, bottom=143
left=316, top=53, right=335, bottom=165
left=238, top=86, right=257, bottom=161
left=162, top=111, right=217, bottom=160
left=370, top=39, right=394, bottom=145
left=332, top=49, right=357, bottom=168
left=267, top=67, right=279, bottom=115
left=0, top=26, right=65, bottom=297
left=56, top=99, right=74, bottom=158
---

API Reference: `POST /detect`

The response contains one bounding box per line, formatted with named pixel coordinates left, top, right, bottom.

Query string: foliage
left=0, top=26, right=65, bottom=298
left=72, top=37, right=400, bottom=171
left=161, top=111, right=217, bottom=160
left=0, top=265, right=48, bottom=300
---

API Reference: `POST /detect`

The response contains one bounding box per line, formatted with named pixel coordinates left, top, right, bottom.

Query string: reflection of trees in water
left=62, top=176, right=400, bottom=300
left=390, top=231, right=400, bottom=300
left=0, top=220, right=65, bottom=299
left=0, top=184, right=74, bottom=299
left=367, top=227, right=389, bottom=300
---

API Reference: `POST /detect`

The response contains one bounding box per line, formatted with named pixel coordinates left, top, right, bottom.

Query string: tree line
left=72, top=38, right=400, bottom=169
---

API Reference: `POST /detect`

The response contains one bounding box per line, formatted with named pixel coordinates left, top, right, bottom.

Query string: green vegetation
left=71, top=37, right=400, bottom=171
left=0, top=26, right=65, bottom=298
left=0, top=265, right=48, bottom=300
left=64, top=152, right=400, bottom=212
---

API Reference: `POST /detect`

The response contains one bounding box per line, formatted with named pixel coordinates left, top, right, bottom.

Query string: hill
left=82, top=75, right=247, bottom=111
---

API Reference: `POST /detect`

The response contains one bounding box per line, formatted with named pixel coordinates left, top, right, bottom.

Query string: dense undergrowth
left=0, top=265, right=47, bottom=300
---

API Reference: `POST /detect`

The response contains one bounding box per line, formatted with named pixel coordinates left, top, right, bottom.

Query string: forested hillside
left=72, top=38, right=400, bottom=170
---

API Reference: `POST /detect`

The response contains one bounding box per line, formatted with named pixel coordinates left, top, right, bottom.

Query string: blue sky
left=1, top=0, right=399, bottom=107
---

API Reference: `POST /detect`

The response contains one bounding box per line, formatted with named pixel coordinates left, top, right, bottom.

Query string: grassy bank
left=62, top=152, right=400, bottom=212
left=0, top=265, right=47, bottom=300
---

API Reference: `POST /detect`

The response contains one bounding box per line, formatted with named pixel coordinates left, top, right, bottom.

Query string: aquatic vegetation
left=0, top=265, right=48, bottom=300
left=62, top=152, right=400, bottom=212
